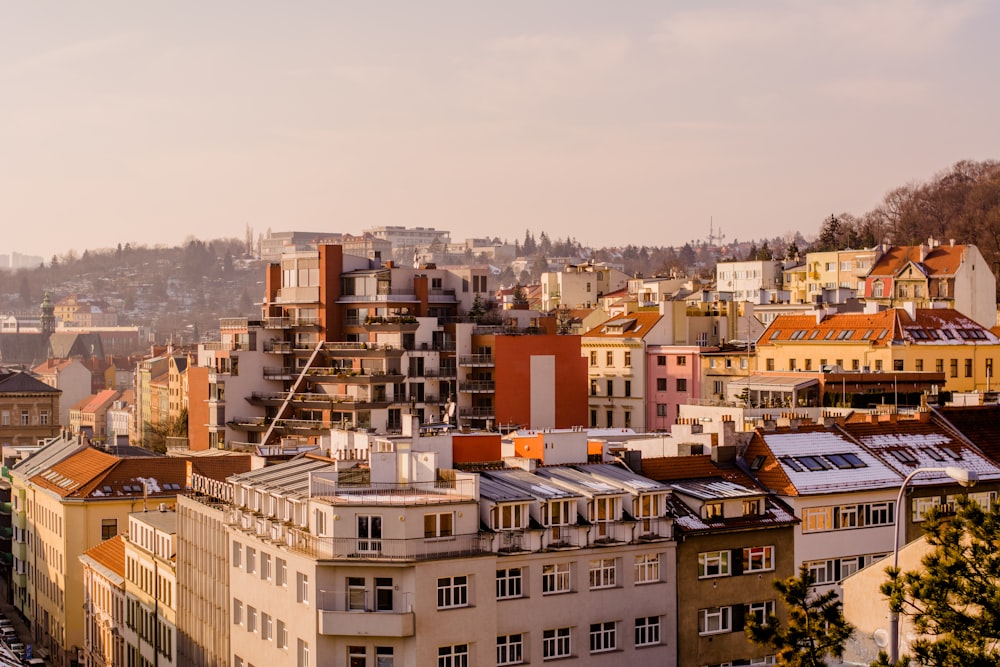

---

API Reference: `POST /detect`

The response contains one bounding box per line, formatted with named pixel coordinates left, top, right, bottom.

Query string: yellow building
left=757, top=306, right=1000, bottom=394
left=10, top=437, right=250, bottom=667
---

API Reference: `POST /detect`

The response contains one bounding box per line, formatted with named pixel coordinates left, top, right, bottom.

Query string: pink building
left=646, top=345, right=708, bottom=430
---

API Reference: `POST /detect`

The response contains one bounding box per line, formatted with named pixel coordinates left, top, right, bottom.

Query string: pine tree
left=746, top=565, right=854, bottom=667
left=876, top=495, right=1000, bottom=666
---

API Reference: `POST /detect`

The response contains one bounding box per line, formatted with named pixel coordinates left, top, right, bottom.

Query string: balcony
left=459, top=380, right=495, bottom=393
left=12, top=541, right=25, bottom=561
left=263, top=367, right=295, bottom=380
left=361, top=316, right=420, bottom=332
left=458, top=406, right=495, bottom=419
left=288, top=531, right=490, bottom=561
left=263, top=340, right=293, bottom=354
left=317, top=591, right=414, bottom=637
left=459, top=354, right=494, bottom=366
left=263, top=317, right=291, bottom=329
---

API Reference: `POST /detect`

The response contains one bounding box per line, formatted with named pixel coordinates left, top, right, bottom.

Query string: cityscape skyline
left=2, top=1, right=999, bottom=259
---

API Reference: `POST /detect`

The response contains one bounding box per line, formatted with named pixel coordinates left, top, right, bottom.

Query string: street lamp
left=888, top=465, right=978, bottom=663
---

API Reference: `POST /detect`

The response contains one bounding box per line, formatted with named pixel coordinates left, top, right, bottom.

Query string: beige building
left=0, top=369, right=61, bottom=451
left=540, top=262, right=630, bottom=312
left=124, top=509, right=177, bottom=667
left=80, top=535, right=127, bottom=667
left=10, top=436, right=250, bottom=667
left=216, top=440, right=677, bottom=667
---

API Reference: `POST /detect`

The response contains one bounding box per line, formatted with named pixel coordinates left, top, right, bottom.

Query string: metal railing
left=459, top=354, right=495, bottom=365
left=288, top=531, right=490, bottom=561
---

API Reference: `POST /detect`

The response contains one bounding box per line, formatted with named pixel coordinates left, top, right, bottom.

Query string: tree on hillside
left=873, top=495, right=1000, bottom=667
left=745, top=565, right=854, bottom=667
left=814, top=214, right=843, bottom=252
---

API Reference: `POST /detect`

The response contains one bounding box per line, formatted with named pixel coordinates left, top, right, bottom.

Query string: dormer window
left=543, top=500, right=573, bottom=527
left=704, top=502, right=723, bottom=519
left=742, top=499, right=762, bottom=516
left=491, top=503, right=527, bottom=531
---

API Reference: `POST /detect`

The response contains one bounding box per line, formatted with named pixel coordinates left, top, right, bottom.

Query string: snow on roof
left=760, top=430, right=902, bottom=494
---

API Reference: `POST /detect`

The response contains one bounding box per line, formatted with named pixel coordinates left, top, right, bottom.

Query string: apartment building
left=641, top=452, right=797, bottom=667
left=33, top=357, right=92, bottom=428
left=0, top=369, right=61, bottom=450
left=539, top=263, right=630, bottom=311
left=68, top=388, right=120, bottom=441
left=756, top=306, right=1000, bottom=394
left=715, top=259, right=784, bottom=304
left=10, top=437, right=250, bottom=667
left=123, top=509, right=178, bottom=667
left=80, top=535, right=126, bottom=667
left=861, top=239, right=996, bottom=328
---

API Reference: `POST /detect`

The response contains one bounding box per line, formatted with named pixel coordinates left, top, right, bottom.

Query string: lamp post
left=888, top=465, right=978, bottom=663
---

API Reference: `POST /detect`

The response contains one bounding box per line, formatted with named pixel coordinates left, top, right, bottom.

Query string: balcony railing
left=288, top=531, right=490, bottom=561
left=263, top=317, right=291, bottom=329
left=263, top=340, right=293, bottom=353
left=459, top=354, right=495, bottom=366
left=459, top=380, right=495, bottom=393
left=458, top=406, right=495, bottom=418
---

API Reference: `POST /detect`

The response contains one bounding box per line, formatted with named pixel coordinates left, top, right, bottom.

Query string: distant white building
left=715, top=260, right=785, bottom=304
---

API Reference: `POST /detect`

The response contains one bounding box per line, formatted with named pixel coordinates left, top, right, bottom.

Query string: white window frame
left=497, top=633, right=524, bottom=666
left=496, top=567, right=523, bottom=600
left=437, top=644, right=469, bottom=667
left=424, top=511, right=455, bottom=538
left=543, top=627, right=571, bottom=660
left=698, top=606, right=732, bottom=635
left=743, top=545, right=775, bottom=573
left=542, top=562, right=571, bottom=595
left=746, top=600, right=776, bottom=626
left=589, top=558, right=616, bottom=590
left=634, top=553, right=661, bottom=584
left=589, top=621, right=616, bottom=654
left=698, top=550, right=731, bottom=578
left=437, top=575, right=469, bottom=609
left=634, top=616, right=661, bottom=647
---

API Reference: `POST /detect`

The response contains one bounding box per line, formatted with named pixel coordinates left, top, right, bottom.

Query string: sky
left=2, top=1, right=999, bottom=260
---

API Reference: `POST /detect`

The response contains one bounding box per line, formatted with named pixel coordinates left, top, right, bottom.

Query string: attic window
left=102, top=486, right=113, bottom=494
left=863, top=330, right=874, bottom=339
left=940, top=446, right=962, bottom=461
left=911, top=330, right=929, bottom=340
left=827, top=453, right=867, bottom=469
left=942, top=330, right=955, bottom=340
left=921, top=447, right=945, bottom=462
left=782, top=457, right=805, bottom=472
left=891, top=450, right=917, bottom=465
left=749, top=455, right=767, bottom=471
left=878, top=329, right=888, bottom=339
left=796, top=456, right=831, bottom=471
left=809, top=330, right=820, bottom=340
left=825, top=330, right=836, bottom=340
left=769, top=330, right=781, bottom=340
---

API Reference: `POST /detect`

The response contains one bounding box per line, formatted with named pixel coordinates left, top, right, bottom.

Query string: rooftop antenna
left=707, top=217, right=726, bottom=247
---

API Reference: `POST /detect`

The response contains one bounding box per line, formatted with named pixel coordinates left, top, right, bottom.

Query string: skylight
left=827, top=453, right=867, bottom=469
left=796, top=456, right=831, bottom=471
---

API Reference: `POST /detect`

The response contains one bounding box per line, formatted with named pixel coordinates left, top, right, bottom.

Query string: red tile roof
left=82, top=534, right=126, bottom=578
left=868, top=243, right=967, bottom=277
left=582, top=311, right=662, bottom=339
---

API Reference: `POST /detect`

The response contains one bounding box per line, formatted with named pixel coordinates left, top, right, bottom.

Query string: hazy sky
left=2, top=1, right=999, bottom=259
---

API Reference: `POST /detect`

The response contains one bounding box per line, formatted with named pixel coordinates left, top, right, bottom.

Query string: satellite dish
left=873, top=628, right=889, bottom=648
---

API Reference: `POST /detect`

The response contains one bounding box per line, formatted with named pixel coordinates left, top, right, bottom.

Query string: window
left=297, top=639, right=310, bottom=667
left=698, top=550, right=730, bottom=578
left=589, top=621, right=616, bottom=653
left=424, top=512, right=454, bottom=538
left=349, top=646, right=366, bottom=667
left=656, top=403, right=667, bottom=417
left=746, top=600, right=776, bottom=626
left=705, top=502, right=723, bottom=519
left=247, top=605, right=257, bottom=633
left=277, top=620, right=287, bottom=649
left=296, top=572, right=309, bottom=605
left=496, top=568, right=523, bottom=599
left=743, top=499, right=761, bottom=516
left=375, top=577, right=394, bottom=611
left=101, top=518, right=117, bottom=541
left=437, top=575, right=469, bottom=609
left=624, top=380, right=631, bottom=397
left=590, top=379, right=598, bottom=396
left=233, top=599, right=243, bottom=625
left=624, top=351, right=631, bottom=367
left=232, top=541, right=242, bottom=568
left=606, top=379, right=613, bottom=396
left=699, top=606, right=732, bottom=635
left=0, top=411, right=8, bottom=426
left=348, top=577, right=367, bottom=610
left=357, top=514, right=382, bottom=553
left=802, top=507, right=833, bottom=532
left=676, top=378, right=687, bottom=392
left=766, top=358, right=775, bottom=371
left=606, top=351, right=614, bottom=366
left=497, top=634, right=524, bottom=666
left=20, top=410, right=29, bottom=425
left=743, top=546, right=775, bottom=573
left=657, top=355, right=666, bottom=366
left=589, top=558, right=616, bottom=589
left=966, top=358, right=973, bottom=377
left=656, top=378, right=667, bottom=391
left=634, top=554, right=660, bottom=584
left=276, top=558, right=287, bottom=586
left=542, top=562, right=571, bottom=594
left=438, top=645, right=469, bottom=667
left=261, top=553, right=271, bottom=581
left=376, top=646, right=394, bottom=667
left=951, top=359, right=958, bottom=377
left=39, top=410, right=49, bottom=425
left=262, top=612, right=272, bottom=640
left=635, top=616, right=661, bottom=647
left=590, top=351, right=597, bottom=366
left=543, top=627, right=572, bottom=660
left=246, top=547, right=256, bottom=574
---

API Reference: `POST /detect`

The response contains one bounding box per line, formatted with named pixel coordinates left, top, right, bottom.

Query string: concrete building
left=80, top=535, right=126, bottom=667
left=540, top=262, right=630, bottom=312
left=715, top=259, right=785, bottom=304
left=123, top=509, right=177, bottom=667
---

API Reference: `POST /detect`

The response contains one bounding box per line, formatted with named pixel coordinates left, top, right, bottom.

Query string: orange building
left=493, top=334, right=588, bottom=430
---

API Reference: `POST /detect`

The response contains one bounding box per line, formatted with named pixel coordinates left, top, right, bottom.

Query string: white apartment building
left=714, top=260, right=784, bottom=304
left=124, top=510, right=178, bottom=667
left=540, top=263, right=630, bottom=311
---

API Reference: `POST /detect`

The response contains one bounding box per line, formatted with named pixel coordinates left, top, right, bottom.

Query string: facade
left=715, top=259, right=785, bottom=304
left=9, top=439, right=250, bottom=667
left=80, top=535, right=126, bottom=667
left=641, top=453, right=797, bottom=667
left=33, top=357, right=93, bottom=428
left=861, top=239, right=996, bottom=328
left=756, top=306, right=1000, bottom=394
left=124, top=510, right=178, bottom=667
left=0, top=369, right=61, bottom=450
left=68, top=388, right=120, bottom=440
left=645, top=345, right=707, bottom=430
left=540, top=263, right=630, bottom=312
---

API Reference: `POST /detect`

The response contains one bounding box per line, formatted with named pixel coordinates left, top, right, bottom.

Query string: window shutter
left=732, top=604, right=746, bottom=630
left=731, top=549, right=744, bottom=576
